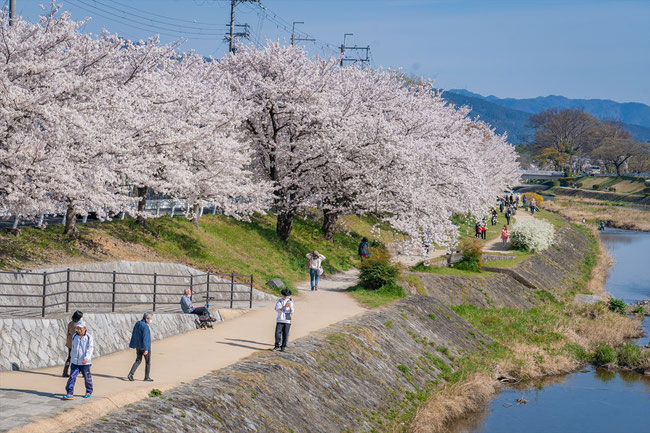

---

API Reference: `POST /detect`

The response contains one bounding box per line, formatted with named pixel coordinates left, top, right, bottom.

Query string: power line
left=110, top=0, right=227, bottom=27
left=65, top=0, right=222, bottom=40
left=67, top=0, right=229, bottom=36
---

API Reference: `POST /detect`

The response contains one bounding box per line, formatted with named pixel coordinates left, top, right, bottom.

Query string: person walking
left=522, top=195, right=527, bottom=210
left=127, top=312, right=153, bottom=382
left=530, top=198, right=537, bottom=215
left=481, top=223, right=487, bottom=240
left=501, top=225, right=509, bottom=247
left=273, top=289, right=294, bottom=352
left=358, top=237, right=369, bottom=259
left=499, top=200, right=504, bottom=213
left=306, top=251, right=325, bottom=291
left=62, top=311, right=83, bottom=377
left=491, top=209, right=498, bottom=226
left=474, top=221, right=481, bottom=238
left=505, top=208, right=511, bottom=225
left=63, top=320, right=94, bottom=400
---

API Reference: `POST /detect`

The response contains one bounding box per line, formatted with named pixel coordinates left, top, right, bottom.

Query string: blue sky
left=9, top=0, right=650, bottom=104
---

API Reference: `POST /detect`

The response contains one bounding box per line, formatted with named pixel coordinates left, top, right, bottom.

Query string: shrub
left=592, top=184, right=600, bottom=190
left=359, top=247, right=398, bottom=290
left=575, top=181, right=583, bottom=188
left=593, top=344, right=617, bottom=364
left=607, top=298, right=627, bottom=315
left=509, top=219, right=555, bottom=252
left=558, top=177, right=576, bottom=187
left=617, top=344, right=641, bottom=367
left=522, top=192, right=544, bottom=207
left=454, top=238, right=482, bottom=272
left=148, top=388, right=162, bottom=397
left=609, top=186, right=616, bottom=192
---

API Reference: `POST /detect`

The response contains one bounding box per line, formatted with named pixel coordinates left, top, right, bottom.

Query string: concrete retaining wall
left=0, top=261, right=276, bottom=316
left=0, top=311, right=215, bottom=371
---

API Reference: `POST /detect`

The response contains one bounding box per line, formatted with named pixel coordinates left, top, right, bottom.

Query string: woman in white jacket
left=306, top=250, right=326, bottom=291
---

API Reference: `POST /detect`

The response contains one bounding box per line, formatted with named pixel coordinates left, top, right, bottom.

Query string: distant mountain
left=442, top=89, right=650, bottom=143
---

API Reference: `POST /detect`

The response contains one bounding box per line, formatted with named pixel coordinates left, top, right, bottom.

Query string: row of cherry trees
left=0, top=7, right=520, bottom=246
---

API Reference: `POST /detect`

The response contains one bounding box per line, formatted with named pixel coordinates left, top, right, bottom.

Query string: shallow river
left=448, top=229, right=650, bottom=433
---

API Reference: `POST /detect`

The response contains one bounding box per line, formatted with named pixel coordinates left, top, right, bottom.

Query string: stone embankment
left=410, top=225, right=591, bottom=307
left=72, top=296, right=489, bottom=433
left=0, top=312, right=210, bottom=371
left=553, top=187, right=650, bottom=207
left=0, top=261, right=276, bottom=371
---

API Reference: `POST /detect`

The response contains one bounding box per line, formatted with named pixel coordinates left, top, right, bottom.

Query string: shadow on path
left=0, top=388, right=64, bottom=400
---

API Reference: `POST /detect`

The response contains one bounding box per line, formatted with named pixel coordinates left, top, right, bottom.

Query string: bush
left=576, top=181, right=583, bottom=188
left=522, top=192, right=544, bottom=207
left=593, top=344, right=617, bottom=364
left=592, top=184, right=600, bottom=190
left=509, top=219, right=555, bottom=252
left=454, top=238, right=482, bottom=272
left=609, top=186, right=616, bottom=192
left=608, top=298, right=627, bottom=314
left=359, top=247, right=399, bottom=290
left=617, top=344, right=641, bottom=367
left=558, top=177, right=577, bottom=187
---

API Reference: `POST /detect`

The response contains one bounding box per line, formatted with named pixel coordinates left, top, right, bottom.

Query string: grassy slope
left=0, top=214, right=385, bottom=295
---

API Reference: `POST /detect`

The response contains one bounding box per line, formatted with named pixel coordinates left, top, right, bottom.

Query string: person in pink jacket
left=501, top=225, right=510, bottom=247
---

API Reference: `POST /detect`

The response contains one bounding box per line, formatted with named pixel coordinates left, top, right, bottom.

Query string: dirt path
left=0, top=269, right=366, bottom=433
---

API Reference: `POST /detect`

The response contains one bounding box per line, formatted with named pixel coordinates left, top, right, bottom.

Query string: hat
left=75, top=320, right=87, bottom=329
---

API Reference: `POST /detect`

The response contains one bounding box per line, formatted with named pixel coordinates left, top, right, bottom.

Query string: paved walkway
left=391, top=210, right=537, bottom=266
left=0, top=270, right=366, bottom=433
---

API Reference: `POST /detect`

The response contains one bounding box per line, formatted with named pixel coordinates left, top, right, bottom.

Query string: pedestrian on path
left=62, top=310, right=83, bottom=377
left=505, top=208, right=511, bottom=225
left=273, top=289, right=294, bottom=352
left=127, top=313, right=153, bottom=382
left=501, top=225, right=509, bottom=247
left=63, top=320, right=94, bottom=400
left=306, top=251, right=325, bottom=291
left=358, top=237, right=369, bottom=259
left=480, top=223, right=487, bottom=240
left=474, top=221, right=481, bottom=238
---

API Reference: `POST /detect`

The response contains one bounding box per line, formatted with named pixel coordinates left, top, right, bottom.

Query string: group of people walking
left=61, top=248, right=335, bottom=398
left=61, top=310, right=155, bottom=400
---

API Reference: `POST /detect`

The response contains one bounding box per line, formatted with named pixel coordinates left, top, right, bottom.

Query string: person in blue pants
left=306, top=251, right=326, bottom=291
left=63, top=320, right=94, bottom=400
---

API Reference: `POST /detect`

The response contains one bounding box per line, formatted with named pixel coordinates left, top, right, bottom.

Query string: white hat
left=75, top=320, right=87, bottom=328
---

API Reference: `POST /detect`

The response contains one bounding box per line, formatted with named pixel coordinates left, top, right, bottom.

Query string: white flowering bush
left=510, top=219, right=555, bottom=252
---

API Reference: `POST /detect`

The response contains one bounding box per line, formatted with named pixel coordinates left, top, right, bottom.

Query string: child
left=62, top=310, right=83, bottom=377
left=63, top=320, right=94, bottom=400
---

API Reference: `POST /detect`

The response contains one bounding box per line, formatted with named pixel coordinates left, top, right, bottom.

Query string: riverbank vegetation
left=406, top=218, right=648, bottom=433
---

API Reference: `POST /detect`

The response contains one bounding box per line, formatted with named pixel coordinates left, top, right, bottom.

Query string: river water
left=448, top=229, right=650, bottom=433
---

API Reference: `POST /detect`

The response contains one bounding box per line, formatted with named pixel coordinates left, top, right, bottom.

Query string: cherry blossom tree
left=219, top=43, right=339, bottom=242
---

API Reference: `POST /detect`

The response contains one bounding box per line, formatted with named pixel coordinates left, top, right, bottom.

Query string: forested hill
left=442, top=89, right=650, bottom=144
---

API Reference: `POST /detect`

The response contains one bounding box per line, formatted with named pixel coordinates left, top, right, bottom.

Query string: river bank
left=409, top=223, right=647, bottom=433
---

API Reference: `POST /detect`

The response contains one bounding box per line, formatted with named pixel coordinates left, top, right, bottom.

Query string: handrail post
left=153, top=273, right=157, bottom=312
left=65, top=268, right=70, bottom=313
left=41, top=271, right=47, bottom=317
left=230, top=272, right=234, bottom=309
left=249, top=275, right=253, bottom=309
left=111, top=271, right=116, bottom=313
left=189, top=274, right=193, bottom=294
left=206, top=272, right=210, bottom=308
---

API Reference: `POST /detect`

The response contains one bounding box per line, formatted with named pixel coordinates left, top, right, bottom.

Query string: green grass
left=410, top=263, right=483, bottom=277
left=483, top=251, right=532, bottom=268
left=534, top=209, right=566, bottom=230
left=346, top=283, right=407, bottom=308
left=0, top=213, right=368, bottom=295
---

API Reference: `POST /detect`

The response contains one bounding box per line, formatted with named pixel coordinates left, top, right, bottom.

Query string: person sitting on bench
left=180, top=288, right=217, bottom=321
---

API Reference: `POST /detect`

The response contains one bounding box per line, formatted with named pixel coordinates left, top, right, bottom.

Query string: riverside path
left=0, top=269, right=366, bottom=433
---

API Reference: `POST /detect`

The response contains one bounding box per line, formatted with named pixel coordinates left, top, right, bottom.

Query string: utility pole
left=227, top=0, right=259, bottom=54
left=9, top=0, right=16, bottom=26
left=341, top=33, right=353, bottom=67
left=291, top=21, right=315, bottom=46
left=340, top=33, right=371, bottom=68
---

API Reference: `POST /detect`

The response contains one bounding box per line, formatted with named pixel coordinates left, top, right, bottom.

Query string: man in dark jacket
left=127, top=312, right=153, bottom=382
left=63, top=310, right=83, bottom=377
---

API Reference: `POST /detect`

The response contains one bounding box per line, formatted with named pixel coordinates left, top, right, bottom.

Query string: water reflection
left=447, top=367, right=650, bottom=433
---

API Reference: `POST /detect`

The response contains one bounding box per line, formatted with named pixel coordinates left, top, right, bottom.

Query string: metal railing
left=0, top=268, right=254, bottom=317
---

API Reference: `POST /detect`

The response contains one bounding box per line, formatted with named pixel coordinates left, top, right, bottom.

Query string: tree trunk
left=63, top=203, right=77, bottom=236
left=136, top=186, right=148, bottom=227
left=321, top=210, right=339, bottom=241
left=276, top=211, right=295, bottom=243
left=192, top=202, right=201, bottom=230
